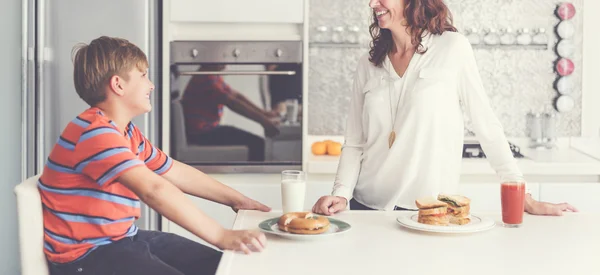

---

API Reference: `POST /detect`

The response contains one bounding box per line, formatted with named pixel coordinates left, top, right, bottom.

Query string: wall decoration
left=556, top=39, right=575, bottom=58
left=556, top=58, right=575, bottom=76
left=556, top=75, right=573, bottom=95
left=553, top=2, right=577, bottom=113
left=556, top=2, right=576, bottom=19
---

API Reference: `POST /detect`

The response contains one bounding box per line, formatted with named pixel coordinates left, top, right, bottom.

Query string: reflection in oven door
left=169, top=41, right=303, bottom=168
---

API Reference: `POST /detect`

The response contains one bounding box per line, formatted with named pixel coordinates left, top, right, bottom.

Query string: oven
left=169, top=41, right=303, bottom=172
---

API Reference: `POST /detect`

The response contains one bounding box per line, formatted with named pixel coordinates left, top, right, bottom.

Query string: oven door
left=169, top=41, right=303, bottom=172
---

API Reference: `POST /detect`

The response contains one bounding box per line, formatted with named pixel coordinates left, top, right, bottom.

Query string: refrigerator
left=22, top=0, right=163, bottom=231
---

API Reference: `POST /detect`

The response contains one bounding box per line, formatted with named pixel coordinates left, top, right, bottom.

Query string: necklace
left=387, top=50, right=416, bottom=148
left=387, top=62, right=402, bottom=149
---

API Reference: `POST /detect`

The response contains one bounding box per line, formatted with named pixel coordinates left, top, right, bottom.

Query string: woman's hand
left=525, top=195, right=578, bottom=216
left=312, top=196, right=348, bottom=216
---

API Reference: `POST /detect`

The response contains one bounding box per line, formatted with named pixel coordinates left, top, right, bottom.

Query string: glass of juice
left=281, top=170, right=307, bottom=213
left=501, top=182, right=526, bottom=227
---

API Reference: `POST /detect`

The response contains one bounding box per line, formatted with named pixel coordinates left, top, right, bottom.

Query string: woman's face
left=369, top=0, right=406, bottom=30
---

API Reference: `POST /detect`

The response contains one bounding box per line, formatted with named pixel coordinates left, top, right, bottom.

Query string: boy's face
left=121, top=67, right=155, bottom=115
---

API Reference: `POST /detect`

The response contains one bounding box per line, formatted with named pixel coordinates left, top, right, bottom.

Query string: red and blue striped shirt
left=38, top=107, right=173, bottom=263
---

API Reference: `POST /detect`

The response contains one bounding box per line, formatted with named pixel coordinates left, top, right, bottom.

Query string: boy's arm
left=118, top=166, right=225, bottom=244
left=77, top=123, right=266, bottom=253
left=162, top=160, right=271, bottom=213
left=117, top=165, right=267, bottom=253
left=136, top=125, right=270, bottom=213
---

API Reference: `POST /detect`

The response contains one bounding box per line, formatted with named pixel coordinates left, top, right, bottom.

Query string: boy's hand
left=231, top=197, right=272, bottom=213
left=216, top=230, right=267, bottom=254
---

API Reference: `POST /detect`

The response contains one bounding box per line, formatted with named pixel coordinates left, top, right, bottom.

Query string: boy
left=38, top=36, right=270, bottom=275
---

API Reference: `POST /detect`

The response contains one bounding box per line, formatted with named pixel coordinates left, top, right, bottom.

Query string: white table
left=215, top=210, right=599, bottom=275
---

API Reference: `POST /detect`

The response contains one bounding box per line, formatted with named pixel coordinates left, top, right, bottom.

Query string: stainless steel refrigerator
left=22, top=0, right=163, bottom=231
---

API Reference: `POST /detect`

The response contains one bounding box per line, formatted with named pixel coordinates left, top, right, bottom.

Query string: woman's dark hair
left=369, top=0, right=458, bottom=67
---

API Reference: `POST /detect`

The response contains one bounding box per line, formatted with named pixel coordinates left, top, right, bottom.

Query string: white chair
left=14, top=174, right=50, bottom=275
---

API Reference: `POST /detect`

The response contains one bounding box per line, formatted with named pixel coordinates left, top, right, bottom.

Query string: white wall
left=0, top=0, right=22, bottom=274
left=582, top=0, right=600, bottom=137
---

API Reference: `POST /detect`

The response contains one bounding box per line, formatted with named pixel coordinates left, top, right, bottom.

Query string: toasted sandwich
left=437, top=194, right=471, bottom=225
left=415, top=197, right=449, bottom=226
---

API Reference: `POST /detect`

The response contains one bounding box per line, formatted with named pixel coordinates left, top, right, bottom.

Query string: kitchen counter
left=163, top=137, right=600, bottom=240
left=306, top=136, right=600, bottom=176
left=215, top=210, right=599, bottom=275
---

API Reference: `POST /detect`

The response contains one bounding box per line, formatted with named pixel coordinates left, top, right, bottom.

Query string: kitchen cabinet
left=169, top=0, right=305, bottom=23
left=458, top=182, right=540, bottom=212
left=539, top=183, right=600, bottom=212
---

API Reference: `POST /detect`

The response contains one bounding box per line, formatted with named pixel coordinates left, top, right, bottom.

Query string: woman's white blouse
left=331, top=32, right=524, bottom=210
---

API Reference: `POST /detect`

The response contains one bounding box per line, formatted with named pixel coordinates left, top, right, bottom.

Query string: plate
left=396, top=213, right=495, bottom=234
left=258, top=217, right=351, bottom=240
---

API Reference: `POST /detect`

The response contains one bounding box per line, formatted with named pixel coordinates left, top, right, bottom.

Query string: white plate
left=396, top=213, right=496, bottom=234
left=258, top=217, right=351, bottom=241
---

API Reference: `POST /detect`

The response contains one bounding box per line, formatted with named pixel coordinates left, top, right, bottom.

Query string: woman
left=312, top=0, right=577, bottom=216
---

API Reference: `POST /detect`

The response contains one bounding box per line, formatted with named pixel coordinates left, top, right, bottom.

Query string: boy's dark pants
left=48, top=230, right=222, bottom=275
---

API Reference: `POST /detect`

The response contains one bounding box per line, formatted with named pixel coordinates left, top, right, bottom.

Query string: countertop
left=306, top=136, right=600, bottom=175
left=215, top=210, right=599, bottom=275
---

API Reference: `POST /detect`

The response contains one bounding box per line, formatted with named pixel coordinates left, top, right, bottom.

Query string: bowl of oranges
left=311, top=140, right=342, bottom=156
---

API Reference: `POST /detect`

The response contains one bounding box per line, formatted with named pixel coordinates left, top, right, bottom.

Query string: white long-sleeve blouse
left=331, top=31, right=524, bottom=210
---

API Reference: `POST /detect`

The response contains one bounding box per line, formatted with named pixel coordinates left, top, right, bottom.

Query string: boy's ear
left=108, top=75, right=125, bottom=96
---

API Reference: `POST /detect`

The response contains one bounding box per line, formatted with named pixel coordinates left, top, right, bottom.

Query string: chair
left=13, top=174, right=50, bottom=275
left=170, top=100, right=249, bottom=162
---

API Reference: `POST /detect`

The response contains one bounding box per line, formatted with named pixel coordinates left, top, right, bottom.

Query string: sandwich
left=437, top=194, right=471, bottom=225
left=415, top=197, right=449, bottom=226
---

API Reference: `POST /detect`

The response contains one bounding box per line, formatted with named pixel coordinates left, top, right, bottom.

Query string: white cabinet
left=457, top=182, right=600, bottom=213
left=539, top=183, right=600, bottom=212
left=170, top=0, right=305, bottom=23
left=458, top=182, right=540, bottom=212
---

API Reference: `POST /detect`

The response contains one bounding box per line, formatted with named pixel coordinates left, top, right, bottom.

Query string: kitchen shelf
left=309, top=42, right=366, bottom=49
left=472, top=43, right=549, bottom=50
left=309, top=42, right=549, bottom=50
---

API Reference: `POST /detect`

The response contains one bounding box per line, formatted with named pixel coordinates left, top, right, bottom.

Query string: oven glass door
left=170, top=62, right=303, bottom=167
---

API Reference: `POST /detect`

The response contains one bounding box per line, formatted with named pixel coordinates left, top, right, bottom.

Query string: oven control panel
left=170, top=41, right=303, bottom=64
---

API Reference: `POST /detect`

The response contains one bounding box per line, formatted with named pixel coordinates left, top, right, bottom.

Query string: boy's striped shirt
left=39, top=107, right=173, bottom=263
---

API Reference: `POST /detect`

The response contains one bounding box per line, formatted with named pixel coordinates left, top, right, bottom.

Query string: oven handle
left=177, top=70, right=296, bottom=76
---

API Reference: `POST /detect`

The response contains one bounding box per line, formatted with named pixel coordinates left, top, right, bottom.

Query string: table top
left=215, top=210, right=599, bottom=275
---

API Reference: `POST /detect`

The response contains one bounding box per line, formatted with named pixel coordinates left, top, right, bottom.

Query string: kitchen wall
left=307, top=0, right=583, bottom=137
left=0, top=0, right=22, bottom=273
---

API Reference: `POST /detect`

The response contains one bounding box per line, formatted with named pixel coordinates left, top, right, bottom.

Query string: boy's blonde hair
left=72, top=36, right=148, bottom=106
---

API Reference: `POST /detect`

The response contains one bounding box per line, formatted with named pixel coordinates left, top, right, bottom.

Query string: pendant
left=388, top=131, right=396, bottom=148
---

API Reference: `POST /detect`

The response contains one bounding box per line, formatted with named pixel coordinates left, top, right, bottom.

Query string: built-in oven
left=169, top=41, right=303, bottom=172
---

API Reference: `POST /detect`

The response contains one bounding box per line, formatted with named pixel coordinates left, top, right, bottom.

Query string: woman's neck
left=389, top=25, right=415, bottom=55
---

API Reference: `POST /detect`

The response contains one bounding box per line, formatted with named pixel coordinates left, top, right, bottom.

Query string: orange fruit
left=311, top=141, right=327, bottom=155
left=327, top=142, right=342, bottom=156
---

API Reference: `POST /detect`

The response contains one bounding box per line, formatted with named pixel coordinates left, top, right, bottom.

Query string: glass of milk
left=285, top=99, right=299, bottom=124
left=281, top=170, right=307, bottom=213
